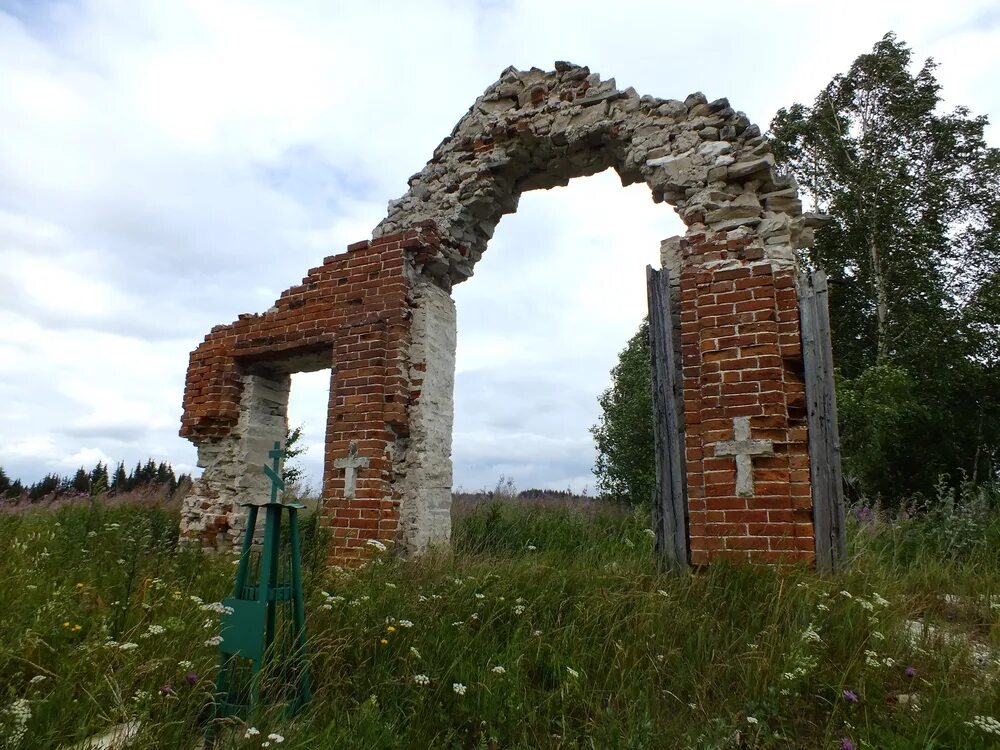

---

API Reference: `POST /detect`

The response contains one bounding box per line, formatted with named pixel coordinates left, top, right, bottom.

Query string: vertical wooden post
left=799, top=270, right=847, bottom=572
left=647, top=266, right=688, bottom=572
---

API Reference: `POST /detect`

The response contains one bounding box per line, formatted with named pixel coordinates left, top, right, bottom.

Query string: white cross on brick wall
left=333, top=440, right=369, bottom=499
left=713, top=417, right=774, bottom=497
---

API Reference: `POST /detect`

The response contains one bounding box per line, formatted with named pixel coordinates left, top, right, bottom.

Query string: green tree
left=0, top=467, right=10, bottom=496
left=89, top=462, right=109, bottom=495
left=109, top=461, right=127, bottom=495
left=590, top=319, right=655, bottom=505
left=283, top=425, right=307, bottom=487
left=769, top=32, right=1000, bottom=498
left=71, top=467, right=90, bottom=494
left=29, top=473, right=61, bottom=501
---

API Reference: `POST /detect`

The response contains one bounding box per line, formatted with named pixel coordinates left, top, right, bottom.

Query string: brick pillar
left=321, top=236, right=412, bottom=564
left=677, top=231, right=814, bottom=565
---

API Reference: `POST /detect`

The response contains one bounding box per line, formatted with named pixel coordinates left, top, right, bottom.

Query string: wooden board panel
left=799, top=270, right=847, bottom=572
left=646, top=265, right=688, bottom=572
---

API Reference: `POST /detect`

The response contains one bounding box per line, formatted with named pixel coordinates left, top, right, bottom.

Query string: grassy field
left=1, top=490, right=999, bottom=749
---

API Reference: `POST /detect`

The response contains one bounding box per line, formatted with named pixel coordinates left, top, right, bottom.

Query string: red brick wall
left=678, top=232, right=814, bottom=565
left=180, top=230, right=441, bottom=561
left=182, top=224, right=818, bottom=566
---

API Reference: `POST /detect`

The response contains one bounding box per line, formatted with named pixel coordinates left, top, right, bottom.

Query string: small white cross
left=713, top=417, right=774, bottom=497
left=333, top=440, right=369, bottom=499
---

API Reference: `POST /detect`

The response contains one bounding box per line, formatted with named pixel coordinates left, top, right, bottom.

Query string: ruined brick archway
left=180, top=63, right=827, bottom=565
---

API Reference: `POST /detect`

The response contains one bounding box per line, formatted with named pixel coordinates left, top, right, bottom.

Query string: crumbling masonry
left=180, top=63, right=827, bottom=565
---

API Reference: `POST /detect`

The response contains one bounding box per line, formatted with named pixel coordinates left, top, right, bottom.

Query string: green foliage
left=590, top=319, right=655, bottom=505
left=770, top=32, right=1000, bottom=498
left=283, top=425, right=306, bottom=487
left=2, top=501, right=1000, bottom=748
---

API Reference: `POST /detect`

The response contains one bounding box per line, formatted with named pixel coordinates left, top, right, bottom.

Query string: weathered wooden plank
left=800, top=269, right=847, bottom=572
left=813, top=271, right=847, bottom=563
left=646, top=265, right=688, bottom=572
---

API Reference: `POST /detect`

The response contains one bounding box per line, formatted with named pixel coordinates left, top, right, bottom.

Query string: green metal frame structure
left=214, top=442, right=311, bottom=722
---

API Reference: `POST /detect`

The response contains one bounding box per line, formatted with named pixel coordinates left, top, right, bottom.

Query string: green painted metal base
left=213, top=442, right=311, bottom=725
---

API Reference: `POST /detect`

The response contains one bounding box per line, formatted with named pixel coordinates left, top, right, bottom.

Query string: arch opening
left=180, top=62, right=831, bottom=567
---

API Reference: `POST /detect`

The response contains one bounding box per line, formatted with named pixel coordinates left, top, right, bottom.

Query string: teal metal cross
left=263, top=441, right=285, bottom=503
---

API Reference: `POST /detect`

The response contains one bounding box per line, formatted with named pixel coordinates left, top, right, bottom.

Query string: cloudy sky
left=1, top=0, right=998, bottom=494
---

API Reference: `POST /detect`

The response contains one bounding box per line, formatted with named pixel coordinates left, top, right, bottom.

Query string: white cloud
left=0, top=0, right=997, bottom=495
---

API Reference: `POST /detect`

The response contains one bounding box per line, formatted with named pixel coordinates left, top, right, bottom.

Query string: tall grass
left=0, top=491, right=999, bottom=748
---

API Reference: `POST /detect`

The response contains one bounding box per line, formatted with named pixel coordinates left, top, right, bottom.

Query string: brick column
left=321, top=237, right=412, bottom=564
left=677, top=231, right=814, bottom=565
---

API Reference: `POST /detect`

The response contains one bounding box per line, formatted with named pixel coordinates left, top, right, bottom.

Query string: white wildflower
left=872, top=593, right=890, bottom=607
left=526, top=545, right=537, bottom=551
left=366, top=539, right=388, bottom=552
left=418, top=595, right=429, bottom=602
left=513, top=605, right=525, bottom=615
left=178, top=660, right=193, bottom=670
left=244, top=727, right=261, bottom=738
left=398, top=620, right=413, bottom=628
left=474, top=593, right=485, bottom=600
left=204, top=635, right=223, bottom=647
left=452, top=682, right=467, bottom=695
left=801, top=624, right=822, bottom=644
left=817, top=603, right=830, bottom=611
left=409, top=646, right=421, bottom=659
left=414, top=674, right=430, bottom=686
left=532, top=630, right=543, bottom=636
left=967, top=715, right=1000, bottom=736
left=491, top=665, right=506, bottom=675
left=6, top=698, right=31, bottom=745
left=118, top=642, right=139, bottom=651
left=29, top=675, right=47, bottom=685
left=141, top=624, right=166, bottom=638
left=643, top=528, right=656, bottom=538
left=566, top=667, right=579, bottom=678
left=747, top=716, right=759, bottom=725
left=267, top=733, right=284, bottom=743
left=385, top=583, right=397, bottom=589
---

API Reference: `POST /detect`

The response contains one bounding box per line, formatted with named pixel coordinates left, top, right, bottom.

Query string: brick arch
left=373, top=62, right=816, bottom=289
left=180, top=62, right=825, bottom=566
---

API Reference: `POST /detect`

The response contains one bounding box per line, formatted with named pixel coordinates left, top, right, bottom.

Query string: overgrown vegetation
left=1, top=494, right=999, bottom=749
